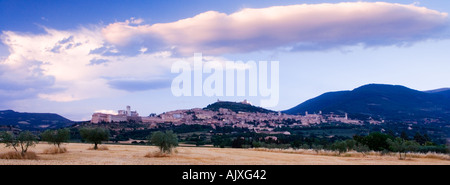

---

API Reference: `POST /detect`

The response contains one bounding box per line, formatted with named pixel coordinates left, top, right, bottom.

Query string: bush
left=252, top=141, right=263, bottom=148
left=0, top=151, right=38, bottom=160
left=144, top=150, right=177, bottom=158
left=43, top=146, right=68, bottom=154
left=87, top=145, right=109, bottom=150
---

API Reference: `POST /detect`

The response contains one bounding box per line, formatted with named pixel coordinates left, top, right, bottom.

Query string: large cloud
left=103, top=2, right=449, bottom=55
left=0, top=26, right=181, bottom=103
left=0, top=2, right=448, bottom=105
left=0, top=25, right=230, bottom=104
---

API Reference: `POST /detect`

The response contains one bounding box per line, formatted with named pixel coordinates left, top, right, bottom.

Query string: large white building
left=91, top=106, right=140, bottom=123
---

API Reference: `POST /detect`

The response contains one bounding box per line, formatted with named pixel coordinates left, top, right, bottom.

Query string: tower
left=126, top=105, right=131, bottom=116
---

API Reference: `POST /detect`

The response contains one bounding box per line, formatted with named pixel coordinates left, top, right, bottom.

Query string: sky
left=1, top=0, right=450, bottom=121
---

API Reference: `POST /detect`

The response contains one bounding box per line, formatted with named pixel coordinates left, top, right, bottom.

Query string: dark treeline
left=212, top=131, right=448, bottom=155
left=13, top=122, right=447, bottom=156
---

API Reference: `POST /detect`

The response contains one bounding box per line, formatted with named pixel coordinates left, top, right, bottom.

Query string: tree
left=354, top=143, right=370, bottom=156
left=0, top=131, right=38, bottom=156
left=356, top=132, right=393, bottom=151
left=387, top=137, right=420, bottom=160
left=231, top=137, right=245, bottom=148
left=413, top=132, right=427, bottom=145
left=41, top=129, right=70, bottom=148
left=400, top=131, right=409, bottom=140
left=79, top=127, right=110, bottom=150
left=311, top=144, right=323, bottom=154
left=344, top=139, right=356, bottom=151
left=331, top=141, right=347, bottom=155
left=147, top=130, right=178, bottom=154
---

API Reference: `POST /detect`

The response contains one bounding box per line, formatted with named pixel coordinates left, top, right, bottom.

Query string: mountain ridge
left=0, top=110, right=74, bottom=130
left=283, top=84, right=450, bottom=122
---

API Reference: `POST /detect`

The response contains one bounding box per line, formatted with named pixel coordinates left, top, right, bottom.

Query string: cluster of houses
left=91, top=102, right=381, bottom=135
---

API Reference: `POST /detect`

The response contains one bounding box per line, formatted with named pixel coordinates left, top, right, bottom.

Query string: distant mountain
left=284, top=84, right=450, bottom=122
left=425, top=88, right=450, bottom=99
left=204, top=101, right=275, bottom=114
left=0, top=110, right=74, bottom=130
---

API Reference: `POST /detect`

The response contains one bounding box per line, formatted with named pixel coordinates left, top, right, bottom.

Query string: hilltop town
left=91, top=100, right=379, bottom=135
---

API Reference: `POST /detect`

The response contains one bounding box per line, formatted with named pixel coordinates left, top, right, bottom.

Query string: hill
left=284, top=84, right=450, bottom=122
left=425, top=88, right=450, bottom=99
left=0, top=110, right=74, bottom=130
left=204, top=101, right=275, bottom=114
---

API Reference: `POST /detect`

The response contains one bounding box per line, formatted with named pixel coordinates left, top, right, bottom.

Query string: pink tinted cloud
left=102, top=2, right=448, bottom=55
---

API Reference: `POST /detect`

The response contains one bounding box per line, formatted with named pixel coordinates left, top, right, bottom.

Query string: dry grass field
left=0, top=143, right=449, bottom=165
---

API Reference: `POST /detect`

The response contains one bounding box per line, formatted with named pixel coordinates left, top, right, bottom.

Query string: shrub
left=87, top=145, right=109, bottom=150
left=0, top=151, right=38, bottom=160
left=43, top=146, right=68, bottom=154
left=144, top=151, right=171, bottom=158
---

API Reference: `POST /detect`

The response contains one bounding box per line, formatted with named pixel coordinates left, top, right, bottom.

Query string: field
left=0, top=143, right=449, bottom=165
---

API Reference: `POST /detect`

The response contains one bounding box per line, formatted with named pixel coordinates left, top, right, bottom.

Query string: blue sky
left=1, top=0, right=450, bottom=120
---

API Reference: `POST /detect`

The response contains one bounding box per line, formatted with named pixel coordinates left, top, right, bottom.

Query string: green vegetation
left=67, top=121, right=448, bottom=159
left=387, top=137, right=420, bottom=159
left=79, top=127, right=110, bottom=150
left=204, top=101, right=274, bottom=113
left=207, top=129, right=448, bottom=159
left=41, top=128, right=70, bottom=148
left=147, top=130, right=178, bottom=154
left=0, top=131, right=38, bottom=156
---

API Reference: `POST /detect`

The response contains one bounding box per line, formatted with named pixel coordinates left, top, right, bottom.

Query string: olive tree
left=354, top=143, right=370, bottom=156
left=147, top=130, right=178, bottom=154
left=387, top=138, right=420, bottom=160
left=79, top=127, right=109, bottom=150
left=41, top=128, right=70, bottom=148
left=0, top=131, right=38, bottom=156
left=331, top=141, right=348, bottom=155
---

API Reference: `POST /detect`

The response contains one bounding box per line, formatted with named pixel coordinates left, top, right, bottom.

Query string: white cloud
left=102, top=2, right=448, bottom=55
left=0, top=26, right=184, bottom=103
left=0, top=2, right=448, bottom=105
left=94, top=109, right=118, bottom=115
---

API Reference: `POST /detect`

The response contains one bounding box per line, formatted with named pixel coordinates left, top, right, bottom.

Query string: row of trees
left=211, top=131, right=448, bottom=159
left=0, top=128, right=179, bottom=157
left=331, top=132, right=448, bottom=159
